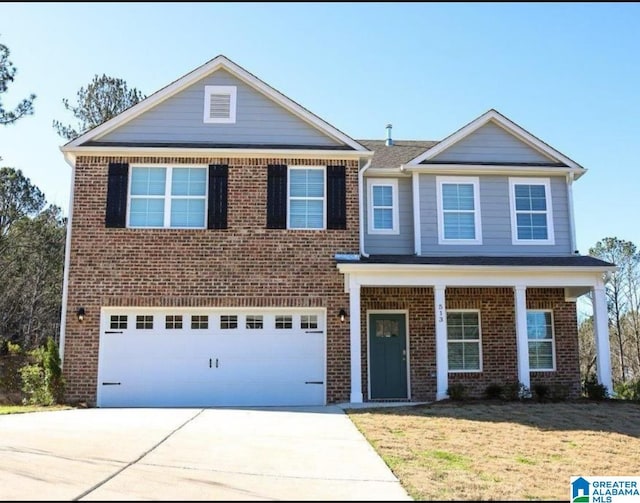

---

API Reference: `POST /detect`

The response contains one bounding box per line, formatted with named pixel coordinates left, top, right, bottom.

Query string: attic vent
left=203, top=85, right=237, bottom=124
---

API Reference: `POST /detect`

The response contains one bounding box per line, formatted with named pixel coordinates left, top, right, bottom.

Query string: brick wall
left=361, top=287, right=581, bottom=402
left=63, top=155, right=360, bottom=405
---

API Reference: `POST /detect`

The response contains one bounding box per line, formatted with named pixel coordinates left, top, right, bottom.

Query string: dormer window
left=203, top=85, right=237, bottom=124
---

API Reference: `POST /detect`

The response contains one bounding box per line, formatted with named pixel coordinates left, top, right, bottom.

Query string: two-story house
left=59, top=55, right=615, bottom=407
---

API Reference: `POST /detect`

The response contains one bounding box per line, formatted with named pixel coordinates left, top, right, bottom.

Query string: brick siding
left=361, top=287, right=581, bottom=402
left=63, top=155, right=359, bottom=405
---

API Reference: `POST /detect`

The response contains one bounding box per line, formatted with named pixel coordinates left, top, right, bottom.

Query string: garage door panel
left=98, top=309, right=326, bottom=407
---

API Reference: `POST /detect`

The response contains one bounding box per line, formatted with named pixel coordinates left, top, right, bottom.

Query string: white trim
left=514, top=286, right=530, bottom=389
left=203, top=85, right=237, bottom=124
left=366, top=310, right=410, bottom=401
left=127, top=164, right=209, bottom=229
left=412, top=171, right=421, bottom=255
left=286, top=166, right=326, bottom=230
left=434, top=285, right=448, bottom=400
left=58, top=162, right=76, bottom=367
left=349, top=280, right=363, bottom=403
left=358, top=160, right=373, bottom=257
left=509, top=177, right=555, bottom=245
left=526, top=309, right=556, bottom=372
left=335, top=264, right=615, bottom=288
left=366, top=178, right=399, bottom=235
left=65, top=55, right=367, bottom=151
left=401, top=163, right=585, bottom=179
left=405, top=109, right=586, bottom=174
left=566, top=173, right=578, bottom=253
left=61, top=145, right=372, bottom=160
left=436, top=176, right=482, bottom=245
left=446, top=309, right=483, bottom=373
left=593, top=285, right=613, bottom=393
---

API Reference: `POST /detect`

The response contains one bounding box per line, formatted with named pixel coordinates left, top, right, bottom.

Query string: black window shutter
left=266, top=164, right=287, bottom=229
left=208, top=164, right=228, bottom=229
left=105, top=162, right=129, bottom=228
left=327, top=165, right=346, bottom=229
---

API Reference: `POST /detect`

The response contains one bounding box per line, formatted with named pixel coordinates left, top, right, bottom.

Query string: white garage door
left=97, top=308, right=326, bottom=407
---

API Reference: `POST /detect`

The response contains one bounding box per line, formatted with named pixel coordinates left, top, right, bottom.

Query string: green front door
left=369, top=313, right=407, bottom=399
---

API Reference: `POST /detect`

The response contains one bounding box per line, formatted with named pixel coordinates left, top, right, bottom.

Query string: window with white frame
left=447, top=311, right=482, bottom=372
left=367, top=178, right=399, bottom=234
left=527, top=310, right=555, bottom=371
left=509, top=178, right=554, bottom=245
left=129, top=166, right=207, bottom=228
left=288, top=167, right=325, bottom=229
left=437, top=177, right=482, bottom=244
left=203, top=85, right=237, bottom=124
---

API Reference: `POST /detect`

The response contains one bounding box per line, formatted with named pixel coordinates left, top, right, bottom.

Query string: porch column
left=434, top=285, right=448, bottom=400
left=514, top=285, right=530, bottom=390
left=592, top=285, right=613, bottom=394
left=349, top=280, right=363, bottom=403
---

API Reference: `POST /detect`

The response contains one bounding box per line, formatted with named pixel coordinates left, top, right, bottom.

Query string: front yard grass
left=0, top=404, right=72, bottom=415
left=347, top=400, right=640, bottom=501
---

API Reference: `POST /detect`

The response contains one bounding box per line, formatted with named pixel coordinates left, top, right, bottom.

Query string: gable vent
left=203, top=85, right=237, bottom=124
left=209, top=94, right=231, bottom=120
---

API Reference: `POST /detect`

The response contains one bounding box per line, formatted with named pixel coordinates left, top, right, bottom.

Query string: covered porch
left=336, top=256, right=616, bottom=403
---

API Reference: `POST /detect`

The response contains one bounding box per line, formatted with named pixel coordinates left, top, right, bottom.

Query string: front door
left=369, top=313, right=408, bottom=399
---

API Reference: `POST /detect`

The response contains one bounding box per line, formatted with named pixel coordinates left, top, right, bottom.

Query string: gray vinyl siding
left=364, top=176, right=414, bottom=255
left=430, top=122, right=553, bottom=164
left=419, top=175, right=571, bottom=256
left=97, top=69, right=343, bottom=146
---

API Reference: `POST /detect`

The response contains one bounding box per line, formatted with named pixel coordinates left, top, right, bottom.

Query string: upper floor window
left=203, top=85, right=237, bottom=124
left=436, top=176, right=482, bottom=244
left=509, top=178, right=554, bottom=245
left=128, top=166, right=207, bottom=228
left=527, top=310, right=555, bottom=371
left=367, top=178, right=399, bottom=234
left=288, top=167, right=325, bottom=229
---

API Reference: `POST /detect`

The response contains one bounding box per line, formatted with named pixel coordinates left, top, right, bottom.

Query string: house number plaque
left=437, top=303, right=445, bottom=323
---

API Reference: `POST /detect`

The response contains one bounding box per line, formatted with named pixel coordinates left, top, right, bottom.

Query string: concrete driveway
left=0, top=406, right=411, bottom=501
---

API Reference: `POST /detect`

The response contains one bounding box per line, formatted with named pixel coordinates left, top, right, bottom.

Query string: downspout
left=358, top=158, right=373, bottom=257
left=566, top=172, right=577, bottom=254
left=58, top=151, right=76, bottom=367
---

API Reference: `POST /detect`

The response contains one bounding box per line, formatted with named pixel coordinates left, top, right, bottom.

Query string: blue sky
left=1, top=2, right=638, bottom=253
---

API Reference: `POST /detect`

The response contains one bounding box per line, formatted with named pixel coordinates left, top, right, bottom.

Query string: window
left=203, top=85, right=237, bottom=124
left=191, top=315, right=209, bottom=329
left=128, top=166, right=207, bottom=229
left=288, top=167, right=325, bottom=229
left=165, top=315, right=183, bottom=329
left=447, top=311, right=481, bottom=372
left=110, top=315, right=127, bottom=330
left=509, top=178, right=554, bottom=245
left=275, top=315, right=293, bottom=329
left=527, top=310, right=555, bottom=371
left=136, top=315, right=153, bottom=330
left=246, top=315, right=263, bottom=329
left=301, top=315, right=318, bottom=329
left=220, top=315, right=237, bottom=330
left=367, top=179, right=399, bottom=234
left=437, top=177, right=482, bottom=244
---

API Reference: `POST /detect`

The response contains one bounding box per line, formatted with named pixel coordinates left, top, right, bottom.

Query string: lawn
left=0, top=404, right=72, bottom=415
left=347, top=400, right=640, bottom=501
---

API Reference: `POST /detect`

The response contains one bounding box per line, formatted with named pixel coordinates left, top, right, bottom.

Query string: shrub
left=484, top=383, right=503, bottom=400
left=532, top=383, right=550, bottom=402
left=549, top=383, right=570, bottom=402
left=447, top=383, right=468, bottom=401
left=0, top=342, right=27, bottom=404
left=614, top=379, right=640, bottom=401
left=582, top=374, right=608, bottom=401
left=19, top=337, right=65, bottom=406
left=501, top=381, right=531, bottom=401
